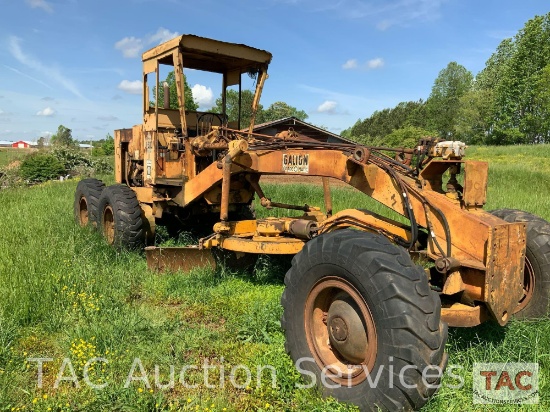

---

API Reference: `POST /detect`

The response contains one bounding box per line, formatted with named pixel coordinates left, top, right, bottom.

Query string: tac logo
left=473, top=362, right=539, bottom=404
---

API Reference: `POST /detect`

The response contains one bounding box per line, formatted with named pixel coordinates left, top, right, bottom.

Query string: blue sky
left=0, top=0, right=548, bottom=141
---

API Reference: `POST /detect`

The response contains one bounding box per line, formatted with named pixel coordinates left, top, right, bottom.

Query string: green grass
left=0, top=145, right=549, bottom=411
left=0, top=148, right=34, bottom=168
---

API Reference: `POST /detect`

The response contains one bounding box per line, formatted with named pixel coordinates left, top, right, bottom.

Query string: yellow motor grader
left=74, top=34, right=550, bottom=411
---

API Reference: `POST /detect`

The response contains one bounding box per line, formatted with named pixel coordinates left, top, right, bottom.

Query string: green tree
left=50, top=125, right=76, bottom=147
left=488, top=13, right=550, bottom=144
left=257, top=101, right=308, bottom=123
left=211, top=92, right=308, bottom=128
left=344, top=100, right=431, bottom=143
left=20, top=153, right=65, bottom=182
left=153, top=71, right=198, bottom=111
left=455, top=89, right=495, bottom=144
left=426, top=62, right=473, bottom=138
left=212, top=89, right=261, bottom=128
left=528, top=64, right=550, bottom=143
left=102, top=134, right=115, bottom=156
left=476, top=38, right=514, bottom=91
left=384, top=126, right=434, bottom=148
left=36, top=136, right=45, bottom=149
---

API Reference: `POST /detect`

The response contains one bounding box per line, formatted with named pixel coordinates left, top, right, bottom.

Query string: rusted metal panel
left=145, top=246, right=216, bottom=272
left=132, top=187, right=153, bottom=204
left=218, top=236, right=305, bottom=254
left=117, top=128, right=133, bottom=143
left=143, top=131, right=156, bottom=185
left=142, top=35, right=272, bottom=70
left=463, top=161, right=489, bottom=207
left=485, top=222, right=526, bottom=325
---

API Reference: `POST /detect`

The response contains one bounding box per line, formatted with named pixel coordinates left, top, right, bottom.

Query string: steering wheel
left=196, top=112, right=227, bottom=136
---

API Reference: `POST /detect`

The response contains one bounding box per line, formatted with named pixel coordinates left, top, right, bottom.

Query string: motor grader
left=74, top=34, right=550, bottom=411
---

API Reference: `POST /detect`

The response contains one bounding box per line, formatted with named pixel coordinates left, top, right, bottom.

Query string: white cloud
left=36, top=107, right=55, bottom=116
left=115, top=27, right=179, bottom=58
left=367, top=57, right=384, bottom=69
left=26, top=0, right=53, bottom=13
left=317, top=100, right=338, bottom=114
left=342, top=57, right=385, bottom=71
left=342, top=59, right=358, bottom=70
left=115, top=37, right=143, bottom=59
left=8, top=37, right=82, bottom=98
left=191, top=84, right=214, bottom=108
left=117, top=80, right=142, bottom=95
left=147, top=28, right=179, bottom=44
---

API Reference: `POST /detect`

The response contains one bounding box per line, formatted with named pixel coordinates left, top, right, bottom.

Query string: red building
left=11, top=141, right=32, bottom=148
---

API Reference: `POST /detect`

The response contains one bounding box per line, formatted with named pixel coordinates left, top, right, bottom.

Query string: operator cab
left=142, top=34, right=272, bottom=138
left=115, top=35, right=271, bottom=196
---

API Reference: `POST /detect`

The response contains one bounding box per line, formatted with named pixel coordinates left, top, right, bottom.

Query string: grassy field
left=0, top=148, right=34, bottom=168
left=0, top=145, right=549, bottom=411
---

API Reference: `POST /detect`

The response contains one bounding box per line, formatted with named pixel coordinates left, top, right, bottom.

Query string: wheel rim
left=78, top=197, right=88, bottom=226
left=102, top=205, right=115, bottom=244
left=516, top=257, right=536, bottom=313
left=304, top=276, right=378, bottom=386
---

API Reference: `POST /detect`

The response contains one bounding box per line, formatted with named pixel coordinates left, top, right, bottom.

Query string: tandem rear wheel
left=74, top=178, right=105, bottom=228
left=96, top=185, right=145, bottom=250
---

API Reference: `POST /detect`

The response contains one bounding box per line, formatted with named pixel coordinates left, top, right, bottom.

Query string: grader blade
left=145, top=246, right=216, bottom=272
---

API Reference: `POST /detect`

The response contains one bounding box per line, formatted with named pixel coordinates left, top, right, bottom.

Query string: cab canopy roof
left=142, top=34, right=272, bottom=74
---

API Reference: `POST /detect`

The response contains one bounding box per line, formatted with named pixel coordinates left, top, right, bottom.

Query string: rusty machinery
left=74, top=34, right=550, bottom=412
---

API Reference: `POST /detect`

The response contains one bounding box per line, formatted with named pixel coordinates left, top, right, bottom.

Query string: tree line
left=342, top=12, right=550, bottom=146
left=39, top=125, right=115, bottom=156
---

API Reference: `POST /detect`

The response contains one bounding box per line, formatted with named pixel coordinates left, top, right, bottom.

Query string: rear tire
left=97, top=185, right=145, bottom=250
left=281, top=229, right=447, bottom=411
left=490, top=209, right=550, bottom=319
left=74, top=178, right=105, bottom=228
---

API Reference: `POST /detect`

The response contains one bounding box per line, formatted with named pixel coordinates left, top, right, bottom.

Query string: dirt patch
left=5, top=160, right=21, bottom=170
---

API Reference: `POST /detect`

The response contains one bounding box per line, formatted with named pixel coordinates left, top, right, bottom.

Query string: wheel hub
left=516, top=257, right=536, bottom=313
left=103, top=205, right=115, bottom=245
left=304, top=276, right=377, bottom=387
left=329, top=317, right=348, bottom=342
left=79, top=197, right=88, bottom=226
left=327, top=296, right=368, bottom=364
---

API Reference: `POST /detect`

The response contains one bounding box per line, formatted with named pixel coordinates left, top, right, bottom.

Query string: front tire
left=281, top=230, right=448, bottom=411
left=74, top=178, right=105, bottom=228
left=97, top=185, right=145, bottom=250
left=490, top=209, right=550, bottom=319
